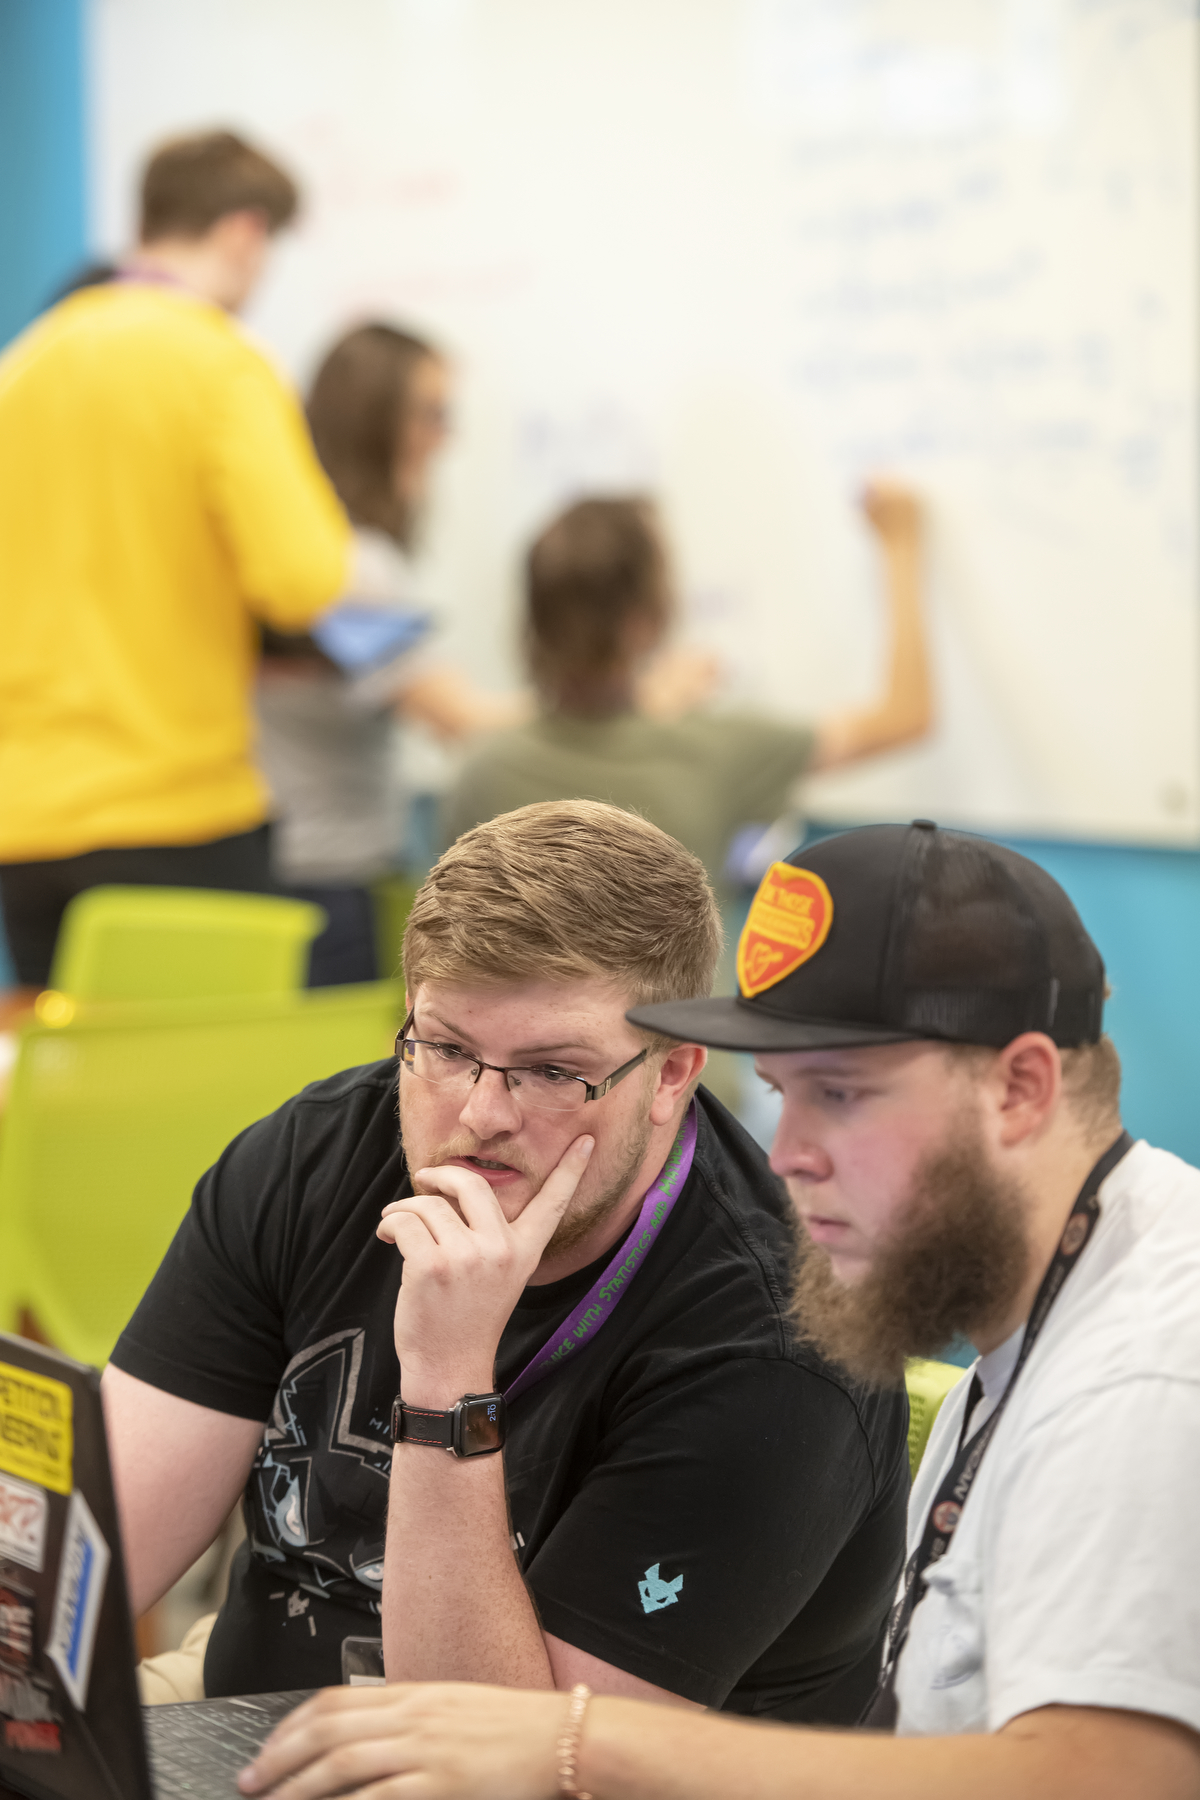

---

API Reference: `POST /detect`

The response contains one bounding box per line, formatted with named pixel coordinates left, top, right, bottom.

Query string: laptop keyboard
left=144, top=1691, right=315, bottom=1799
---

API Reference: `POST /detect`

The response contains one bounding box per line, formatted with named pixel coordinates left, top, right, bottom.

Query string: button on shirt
left=895, top=1141, right=1200, bottom=1737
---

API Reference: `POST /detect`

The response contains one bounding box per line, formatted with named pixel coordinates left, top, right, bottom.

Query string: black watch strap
left=391, top=1399, right=454, bottom=1449
left=391, top=1392, right=507, bottom=1457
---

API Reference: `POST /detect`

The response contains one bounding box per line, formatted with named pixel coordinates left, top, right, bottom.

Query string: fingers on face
left=376, top=1194, right=522, bottom=1283
left=381, top=1190, right=473, bottom=1245
left=411, top=1163, right=512, bottom=1228
left=517, top=1134, right=595, bottom=1233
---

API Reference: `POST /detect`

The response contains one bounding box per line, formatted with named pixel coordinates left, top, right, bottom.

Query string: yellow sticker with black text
left=0, top=1362, right=73, bottom=1494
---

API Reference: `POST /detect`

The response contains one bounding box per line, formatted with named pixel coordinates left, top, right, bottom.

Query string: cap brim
left=627, top=994, right=922, bottom=1054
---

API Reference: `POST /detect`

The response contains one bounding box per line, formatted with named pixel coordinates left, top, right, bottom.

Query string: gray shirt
left=256, top=669, right=401, bottom=885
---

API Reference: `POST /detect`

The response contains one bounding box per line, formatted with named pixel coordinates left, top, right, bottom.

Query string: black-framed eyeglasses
left=395, top=1013, right=648, bottom=1114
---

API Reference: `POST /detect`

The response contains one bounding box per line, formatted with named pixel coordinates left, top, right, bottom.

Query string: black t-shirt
left=112, top=1063, right=908, bottom=1720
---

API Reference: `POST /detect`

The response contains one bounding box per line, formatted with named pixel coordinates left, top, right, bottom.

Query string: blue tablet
left=311, top=604, right=432, bottom=675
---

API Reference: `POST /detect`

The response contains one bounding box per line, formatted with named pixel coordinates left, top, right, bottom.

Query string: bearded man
left=102, top=800, right=908, bottom=1717
left=240, top=820, right=1200, bottom=1800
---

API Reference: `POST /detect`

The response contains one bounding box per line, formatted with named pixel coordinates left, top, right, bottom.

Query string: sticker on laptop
left=47, top=1489, right=110, bottom=1712
left=0, top=1472, right=48, bottom=1572
left=0, top=1563, right=62, bottom=1753
left=737, top=862, right=835, bottom=998
left=0, top=1362, right=74, bottom=1495
left=0, top=1573, right=37, bottom=1673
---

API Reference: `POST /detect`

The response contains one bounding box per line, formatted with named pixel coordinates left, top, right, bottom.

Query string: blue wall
left=1001, top=837, right=1200, bottom=1166
left=0, top=0, right=88, bottom=349
left=0, top=0, right=87, bottom=985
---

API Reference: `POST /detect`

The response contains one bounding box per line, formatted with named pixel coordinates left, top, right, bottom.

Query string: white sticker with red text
left=0, top=1470, right=48, bottom=1572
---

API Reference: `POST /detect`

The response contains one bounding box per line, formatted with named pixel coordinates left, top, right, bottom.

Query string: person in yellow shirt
left=0, top=129, right=351, bottom=987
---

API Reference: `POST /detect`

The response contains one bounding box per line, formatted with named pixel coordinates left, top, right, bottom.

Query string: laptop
left=0, top=1333, right=312, bottom=1800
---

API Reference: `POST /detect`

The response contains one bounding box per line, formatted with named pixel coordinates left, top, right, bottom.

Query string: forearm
left=394, top=667, right=531, bottom=741
left=875, top=535, right=929, bottom=736
left=101, top=1366, right=262, bottom=1615
left=382, top=1370, right=552, bottom=1687
left=581, top=1698, right=1198, bottom=1800
left=812, top=531, right=930, bottom=771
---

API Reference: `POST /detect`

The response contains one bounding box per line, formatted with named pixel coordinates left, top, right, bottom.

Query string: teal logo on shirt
left=638, top=1563, right=683, bottom=1614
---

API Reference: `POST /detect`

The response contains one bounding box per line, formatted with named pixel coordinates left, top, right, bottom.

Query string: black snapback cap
left=629, top=820, right=1106, bottom=1054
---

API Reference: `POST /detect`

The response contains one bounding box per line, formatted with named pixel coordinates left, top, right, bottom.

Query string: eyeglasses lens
left=400, top=1039, right=587, bottom=1111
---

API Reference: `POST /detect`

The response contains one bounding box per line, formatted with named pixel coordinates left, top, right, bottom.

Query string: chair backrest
left=49, top=886, right=326, bottom=1002
left=370, top=873, right=420, bottom=981
left=904, top=1357, right=966, bottom=1479
left=0, top=981, right=404, bottom=1368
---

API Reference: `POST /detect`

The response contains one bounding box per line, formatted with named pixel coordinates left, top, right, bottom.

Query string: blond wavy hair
left=403, top=801, right=722, bottom=1040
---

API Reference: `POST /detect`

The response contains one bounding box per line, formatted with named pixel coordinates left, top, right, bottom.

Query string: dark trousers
left=283, top=883, right=379, bottom=987
left=0, top=825, right=277, bottom=987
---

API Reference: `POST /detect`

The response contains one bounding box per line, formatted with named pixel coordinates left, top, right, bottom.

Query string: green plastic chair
left=0, top=981, right=404, bottom=1368
left=370, top=873, right=420, bottom=982
left=905, top=1357, right=966, bottom=1479
left=48, top=885, right=326, bottom=1003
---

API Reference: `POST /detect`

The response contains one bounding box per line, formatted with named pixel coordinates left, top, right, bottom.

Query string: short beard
left=545, top=1106, right=655, bottom=1258
left=789, top=1132, right=1031, bottom=1388
left=398, top=1087, right=656, bottom=1261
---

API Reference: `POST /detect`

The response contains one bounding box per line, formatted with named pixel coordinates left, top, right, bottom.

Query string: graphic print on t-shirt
left=247, top=1328, right=392, bottom=1608
left=639, top=1563, right=684, bottom=1613
left=110, top=1066, right=911, bottom=1712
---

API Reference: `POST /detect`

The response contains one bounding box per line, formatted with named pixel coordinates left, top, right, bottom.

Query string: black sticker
left=0, top=1560, right=62, bottom=1754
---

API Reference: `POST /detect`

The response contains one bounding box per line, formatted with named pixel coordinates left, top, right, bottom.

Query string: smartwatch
left=391, top=1392, right=507, bottom=1458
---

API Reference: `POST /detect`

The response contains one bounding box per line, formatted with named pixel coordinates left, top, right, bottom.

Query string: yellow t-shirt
left=0, top=282, right=352, bottom=861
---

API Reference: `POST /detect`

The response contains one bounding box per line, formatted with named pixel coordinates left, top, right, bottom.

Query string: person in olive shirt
left=444, top=483, right=930, bottom=1106
left=0, top=129, right=351, bottom=987
left=442, top=482, right=932, bottom=905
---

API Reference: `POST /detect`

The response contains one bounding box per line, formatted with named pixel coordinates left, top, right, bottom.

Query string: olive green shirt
left=442, top=710, right=817, bottom=899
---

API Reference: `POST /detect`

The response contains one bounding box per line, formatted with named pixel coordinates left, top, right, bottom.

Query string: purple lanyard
left=504, top=1101, right=698, bottom=1405
left=115, top=267, right=188, bottom=290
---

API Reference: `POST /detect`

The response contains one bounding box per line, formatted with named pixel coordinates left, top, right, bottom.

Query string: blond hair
left=1058, top=1036, right=1123, bottom=1141
left=946, top=1035, right=1122, bottom=1145
left=404, top=801, right=721, bottom=1035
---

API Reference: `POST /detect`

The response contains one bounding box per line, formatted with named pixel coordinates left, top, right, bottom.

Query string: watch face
left=458, top=1394, right=505, bottom=1456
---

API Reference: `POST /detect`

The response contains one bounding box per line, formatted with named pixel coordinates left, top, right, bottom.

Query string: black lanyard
left=862, top=1129, right=1133, bottom=1732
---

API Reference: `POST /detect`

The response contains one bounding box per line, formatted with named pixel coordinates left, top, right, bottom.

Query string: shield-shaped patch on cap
left=736, top=862, right=834, bottom=998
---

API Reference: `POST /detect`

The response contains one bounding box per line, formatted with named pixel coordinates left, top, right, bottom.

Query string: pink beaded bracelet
left=556, top=1682, right=593, bottom=1800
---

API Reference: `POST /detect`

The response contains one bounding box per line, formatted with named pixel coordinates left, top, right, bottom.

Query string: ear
left=648, top=1042, right=707, bottom=1126
left=992, top=1032, right=1062, bottom=1149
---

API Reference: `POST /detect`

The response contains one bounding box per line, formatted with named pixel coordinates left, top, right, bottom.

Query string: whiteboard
left=90, top=0, right=1200, bottom=843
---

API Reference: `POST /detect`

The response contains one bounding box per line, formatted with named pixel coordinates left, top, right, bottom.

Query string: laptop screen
left=0, top=1334, right=151, bottom=1800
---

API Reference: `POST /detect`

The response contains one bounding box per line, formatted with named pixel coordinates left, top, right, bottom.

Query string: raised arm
left=101, top=1363, right=264, bottom=1617
left=811, top=481, right=932, bottom=772
left=391, top=665, right=532, bottom=743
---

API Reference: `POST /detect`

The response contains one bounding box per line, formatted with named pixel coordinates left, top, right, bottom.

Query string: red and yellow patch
left=736, top=862, right=834, bottom=998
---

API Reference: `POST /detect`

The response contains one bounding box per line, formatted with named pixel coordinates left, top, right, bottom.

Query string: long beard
left=789, top=1133, right=1031, bottom=1388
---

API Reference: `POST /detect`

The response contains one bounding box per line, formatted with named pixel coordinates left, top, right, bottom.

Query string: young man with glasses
left=102, top=800, right=909, bottom=1715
